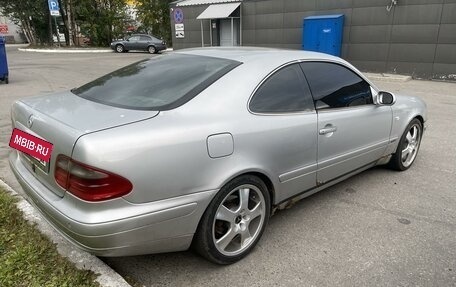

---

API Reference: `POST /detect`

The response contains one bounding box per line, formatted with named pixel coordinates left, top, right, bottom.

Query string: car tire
left=389, top=118, right=423, bottom=171
left=115, top=44, right=124, bottom=53
left=194, top=175, right=270, bottom=265
left=148, top=46, right=156, bottom=54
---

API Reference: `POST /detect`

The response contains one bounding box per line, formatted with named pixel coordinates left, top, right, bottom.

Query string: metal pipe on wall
left=231, top=17, right=234, bottom=46
left=209, top=20, right=212, bottom=46
left=240, top=5, right=243, bottom=46
left=200, top=20, right=204, bottom=47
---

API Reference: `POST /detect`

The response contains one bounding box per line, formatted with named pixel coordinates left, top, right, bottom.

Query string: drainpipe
left=200, top=20, right=204, bottom=47
left=231, top=17, right=234, bottom=46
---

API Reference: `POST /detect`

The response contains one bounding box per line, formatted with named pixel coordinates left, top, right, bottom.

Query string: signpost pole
left=54, top=16, right=60, bottom=47
left=48, top=0, right=61, bottom=47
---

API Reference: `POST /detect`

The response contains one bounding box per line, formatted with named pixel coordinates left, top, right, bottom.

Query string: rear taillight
left=54, top=155, right=132, bottom=201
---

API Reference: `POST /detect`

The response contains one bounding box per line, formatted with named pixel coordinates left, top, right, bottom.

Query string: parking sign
left=48, top=0, right=61, bottom=16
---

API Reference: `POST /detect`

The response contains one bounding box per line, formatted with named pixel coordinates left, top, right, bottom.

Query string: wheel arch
left=245, top=171, right=275, bottom=207
left=414, top=115, right=424, bottom=126
left=401, top=114, right=425, bottom=138
left=388, top=115, right=424, bottom=171
left=217, top=169, right=277, bottom=208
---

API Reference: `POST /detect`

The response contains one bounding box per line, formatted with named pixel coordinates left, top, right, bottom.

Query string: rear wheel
left=194, top=175, right=270, bottom=264
left=389, top=118, right=423, bottom=171
left=148, top=46, right=156, bottom=54
left=115, top=44, right=124, bottom=53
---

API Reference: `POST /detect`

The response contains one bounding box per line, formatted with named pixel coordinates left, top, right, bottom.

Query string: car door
left=139, top=36, right=151, bottom=50
left=300, top=61, right=392, bottom=184
left=125, top=36, right=140, bottom=50
left=248, top=63, right=318, bottom=202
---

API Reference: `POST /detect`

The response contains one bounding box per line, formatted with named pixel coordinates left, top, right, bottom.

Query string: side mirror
left=378, top=91, right=396, bottom=105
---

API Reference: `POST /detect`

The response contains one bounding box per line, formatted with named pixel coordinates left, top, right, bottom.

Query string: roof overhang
left=175, top=0, right=241, bottom=7
left=196, top=2, right=241, bottom=20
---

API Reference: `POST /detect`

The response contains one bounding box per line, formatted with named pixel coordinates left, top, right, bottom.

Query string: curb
left=18, top=47, right=174, bottom=53
left=0, top=179, right=132, bottom=287
left=18, top=48, right=112, bottom=53
left=365, top=72, right=412, bottom=82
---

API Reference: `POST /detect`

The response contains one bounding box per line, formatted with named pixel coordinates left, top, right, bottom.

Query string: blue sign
left=48, top=0, right=61, bottom=16
left=174, top=8, right=184, bottom=24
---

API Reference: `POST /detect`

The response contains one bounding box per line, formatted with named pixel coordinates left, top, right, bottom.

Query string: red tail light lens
left=54, top=155, right=133, bottom=201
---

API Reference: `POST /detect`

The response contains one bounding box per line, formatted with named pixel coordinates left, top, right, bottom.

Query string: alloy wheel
left=401, top=124, right=421, bottom=168
left=116, top=45, right=124, bottom=53
left=212, top=184, right=266, bottom=256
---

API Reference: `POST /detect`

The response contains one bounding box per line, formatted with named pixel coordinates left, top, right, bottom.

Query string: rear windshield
left=72, top=54, right=241, bottom=110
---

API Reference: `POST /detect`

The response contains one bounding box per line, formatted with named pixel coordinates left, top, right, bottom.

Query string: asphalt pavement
left=0, top=46, right=455, bottom=287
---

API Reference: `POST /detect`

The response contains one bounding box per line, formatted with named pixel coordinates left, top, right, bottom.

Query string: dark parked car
left=110, top=34, right=166, bottom=54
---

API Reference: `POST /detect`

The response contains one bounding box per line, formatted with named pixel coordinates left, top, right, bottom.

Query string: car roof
left=131, top=34, right=155, bottom=37
left=175, top=47, right=342, bottom=65
left=174, top=47, right=379, bottom=92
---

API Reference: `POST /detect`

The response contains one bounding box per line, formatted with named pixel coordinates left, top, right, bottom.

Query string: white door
left=220, top=19, right=239, bottom=46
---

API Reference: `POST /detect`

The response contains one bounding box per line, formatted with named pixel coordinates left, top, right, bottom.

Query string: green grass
left=0, top=188, right=100, bottom=287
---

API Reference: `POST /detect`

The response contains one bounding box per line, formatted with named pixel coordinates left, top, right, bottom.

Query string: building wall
left=171, top=5, right=211, bottom=48
left=171, top=0, right=456, bottom=80
left=0, top=13, right=26, bottom=44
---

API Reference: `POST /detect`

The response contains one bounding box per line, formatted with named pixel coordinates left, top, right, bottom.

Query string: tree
left=0, top=0, right=52, bottom=45
left=135, top=0, right=172, bottom=45
left=60, top=0, right=76, bottom=46
left=74, top=0, right=129, bottom=46
left=1, top=0, right=137, bottom=47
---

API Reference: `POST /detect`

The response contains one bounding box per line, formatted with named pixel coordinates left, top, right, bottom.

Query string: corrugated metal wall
left=171, top=0, right=456, bottom=80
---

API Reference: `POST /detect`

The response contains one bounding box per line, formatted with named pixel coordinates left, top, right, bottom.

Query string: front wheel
left=115, top=44, right=124, bottom=53
left=389, top=118, right=423, bottom=171
left=194, top=175, right=270, bottom=264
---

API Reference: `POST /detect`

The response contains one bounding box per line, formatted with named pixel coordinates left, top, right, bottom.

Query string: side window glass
left=300, top=62, right=373, bottom=109
left=129, top=36, right=139, bottom=41
left=140, top=36, right=151, bottom=41
left=250, top=64, right=314, bottom=113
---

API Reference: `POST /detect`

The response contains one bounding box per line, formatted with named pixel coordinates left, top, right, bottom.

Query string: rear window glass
left=72, top=54, right=241, bottom=110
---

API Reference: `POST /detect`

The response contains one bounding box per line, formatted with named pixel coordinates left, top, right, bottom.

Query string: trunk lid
left=11, top=91, right=158, bottom=197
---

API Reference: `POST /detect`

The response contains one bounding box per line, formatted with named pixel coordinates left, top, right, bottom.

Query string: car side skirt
left=273, top=160, right=378, bottom=212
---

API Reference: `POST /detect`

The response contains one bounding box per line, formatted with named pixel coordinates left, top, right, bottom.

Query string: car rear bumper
left=156, top=44, right=167, bottom=51
left=9, top=151, right=216, bottom=257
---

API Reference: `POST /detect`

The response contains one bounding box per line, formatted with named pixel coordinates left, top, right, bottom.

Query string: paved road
left=1, top=47, right=455, bottom=287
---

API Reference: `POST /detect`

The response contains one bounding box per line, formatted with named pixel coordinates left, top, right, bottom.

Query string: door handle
left=319, top=126, right=337, bottom=135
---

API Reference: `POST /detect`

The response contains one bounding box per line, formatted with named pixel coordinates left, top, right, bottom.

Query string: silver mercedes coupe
left=9, top=48, right=427, bottom=264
